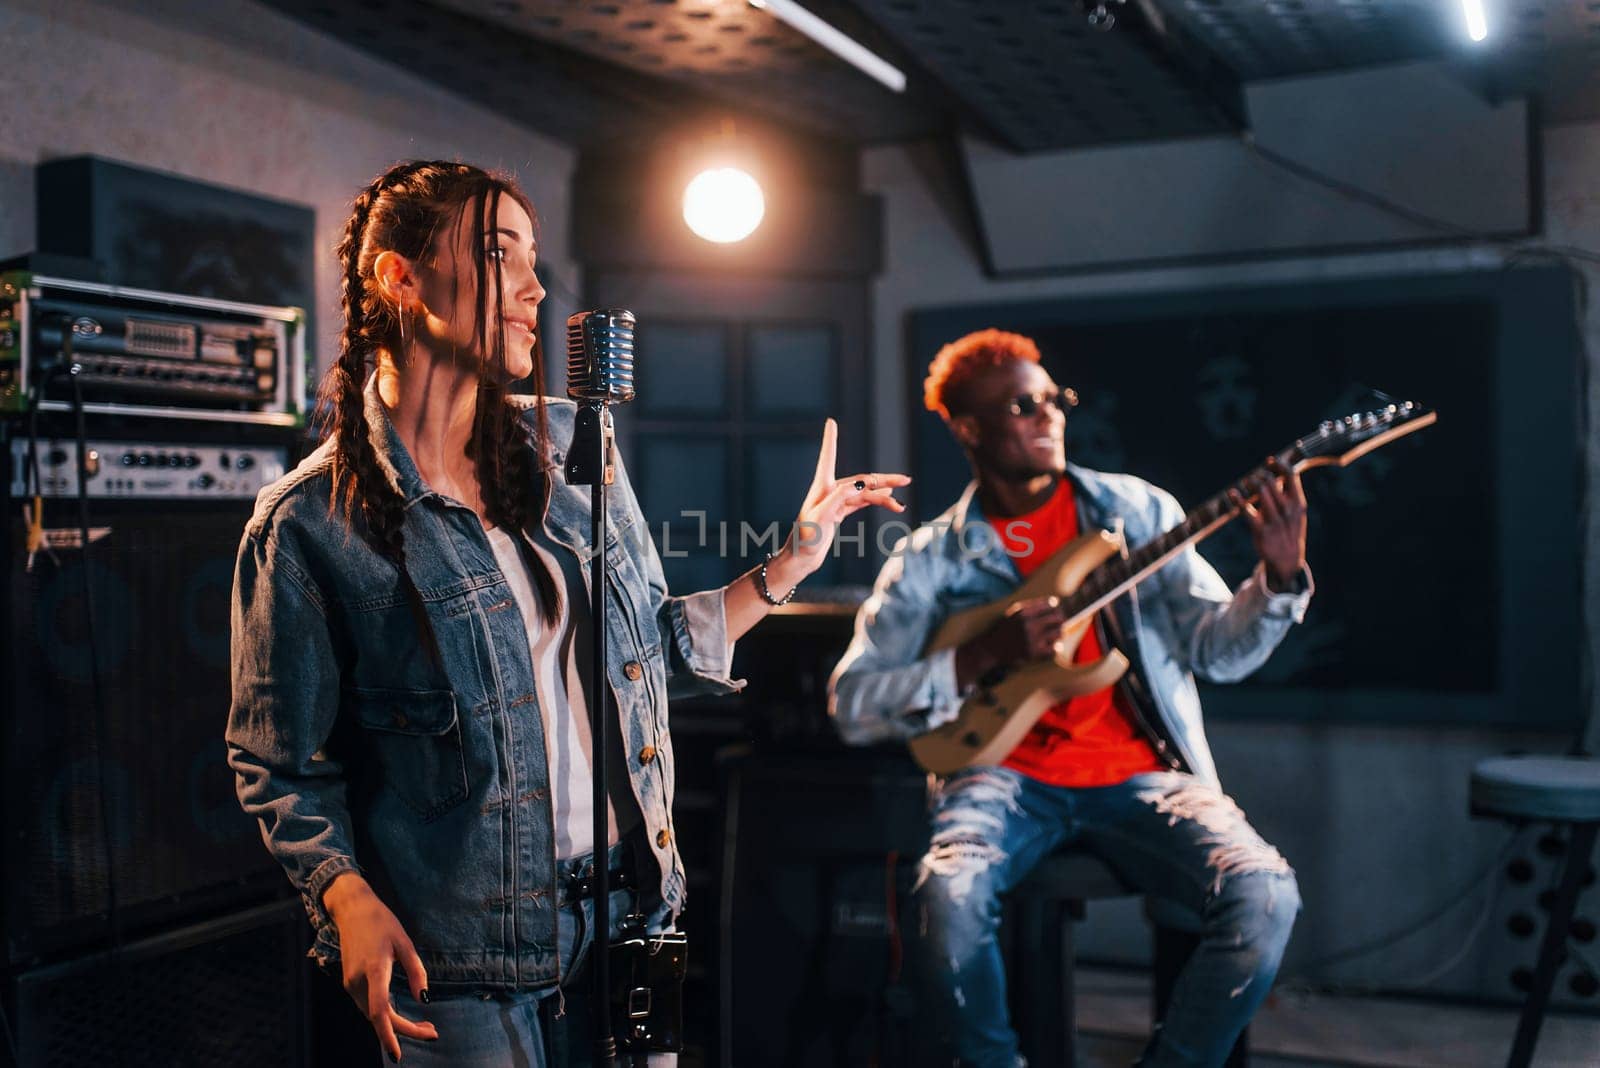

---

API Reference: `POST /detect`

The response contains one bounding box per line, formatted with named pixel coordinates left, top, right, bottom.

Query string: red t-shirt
left=993, top=479, right=1166, bottom=788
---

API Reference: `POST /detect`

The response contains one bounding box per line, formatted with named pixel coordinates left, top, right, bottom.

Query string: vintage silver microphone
left=565, top=309, right=634, bottom=488
left=564, top=308, right=634, bottom=1067
left=566, top=309, right=636, bottom=405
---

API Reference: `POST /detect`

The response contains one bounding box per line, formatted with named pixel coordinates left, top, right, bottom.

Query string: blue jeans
left=915, top=768, right=1301, bottom=1068
left=389, top=844, right=668, bottom=1068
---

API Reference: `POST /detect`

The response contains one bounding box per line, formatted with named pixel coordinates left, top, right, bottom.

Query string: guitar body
left=909, top=528, right=1132, bottom=775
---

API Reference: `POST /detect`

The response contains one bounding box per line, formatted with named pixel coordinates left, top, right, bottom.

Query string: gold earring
left=396, top=301, right=407, bottom=350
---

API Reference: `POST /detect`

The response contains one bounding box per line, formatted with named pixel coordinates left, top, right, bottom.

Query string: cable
left=1569, top=939, right=1600, bottom=984
left=1563, top=265, right=1596, bottom=759
left=1283, top=825, right=1527, bottom=979
left=1238, top=131, right=1600, bottom=267
left=1242, top=133, right=1483, bottom=241
left=716, top=756, right=743, bottom=1064
left=885, top=849, right=903, bottom=986
left=0, top=996, right=16, bottom=1068
left=25, top=387, right=44, bottom=564
left=65, top=363, right=123, bottom=955
left=22, top=321, right=61, bottom=570
left=1398, top=848, right=1509, bottom=989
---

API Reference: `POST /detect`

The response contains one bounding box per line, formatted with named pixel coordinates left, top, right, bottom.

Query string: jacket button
left=1155, top=740, right=1168, bottom=753
left=393, top=713, right=409, bottom=729
left=639, top=746, right=656, bottom=765
left=623, top=661, right=643, bottom=681
left=656, top=828, right=671, bottom=848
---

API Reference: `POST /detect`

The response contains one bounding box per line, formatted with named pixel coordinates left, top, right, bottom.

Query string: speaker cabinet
left=2, top=420, right=299, bottom=963
left=11, top=900, right=309, bottom=1067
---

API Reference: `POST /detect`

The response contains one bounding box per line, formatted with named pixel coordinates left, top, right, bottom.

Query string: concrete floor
left=1075, top=967, right=1600, bottom=1068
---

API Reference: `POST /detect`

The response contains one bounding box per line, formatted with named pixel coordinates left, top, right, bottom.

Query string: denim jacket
left=227, top=383, right=740, bottom=991
left=828, top=465, right=1312, bottom=788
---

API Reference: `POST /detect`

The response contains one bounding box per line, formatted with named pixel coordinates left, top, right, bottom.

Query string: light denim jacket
left=828, top=464, right=1312, bottom=787
left=227, top=383, right=740, bottom=991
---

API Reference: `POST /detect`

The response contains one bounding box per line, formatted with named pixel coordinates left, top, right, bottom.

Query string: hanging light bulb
left=683, top=167, right=765, bottom=244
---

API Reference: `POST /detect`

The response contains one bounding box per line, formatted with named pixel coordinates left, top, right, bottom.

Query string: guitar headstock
left=1293, top=401, right=1437, bottom=470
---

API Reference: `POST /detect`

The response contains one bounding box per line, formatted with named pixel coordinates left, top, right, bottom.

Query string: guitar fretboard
left=1057, top=460, right=1280, bottom=622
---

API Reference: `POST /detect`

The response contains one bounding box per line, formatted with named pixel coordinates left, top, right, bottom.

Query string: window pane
left=633, top=437, right=727, bottom=528
left=747, top=436, right=838, bottom=584
left=747, top=437, right=813, bottom=525
left=748, top=325, right=834, bottom=416
left=636, top=323, right=728, bottom=416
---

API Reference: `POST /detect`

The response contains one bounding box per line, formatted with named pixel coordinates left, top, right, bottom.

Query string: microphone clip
left=566, top=402, right=616, bottom=487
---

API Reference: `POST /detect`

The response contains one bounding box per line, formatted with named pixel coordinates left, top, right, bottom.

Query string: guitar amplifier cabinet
left=718, top=747, right=944, bottom=1067
left=2, top=414, right=304, bottom=964
left=10, top=899, right=310, bottom=1067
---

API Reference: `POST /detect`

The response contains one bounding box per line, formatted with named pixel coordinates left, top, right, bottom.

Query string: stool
left=1005, top=851, right=1130, bottom=1066
left=1469, top=755, right=1600, bottom=1068
left=1006, top=850, right=1248, bottom=1068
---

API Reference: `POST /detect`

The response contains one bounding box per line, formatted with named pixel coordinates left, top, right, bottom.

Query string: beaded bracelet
left=756, top=553, right=798, bottom=607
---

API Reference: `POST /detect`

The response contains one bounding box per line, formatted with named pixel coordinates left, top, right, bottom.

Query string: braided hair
left=317, top=160, right=560, bottom=639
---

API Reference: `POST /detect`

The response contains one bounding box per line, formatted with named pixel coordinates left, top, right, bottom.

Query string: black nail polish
left=387, top=1053, right=398, bottom=1065
left=420, top=989, right=431, bottom=1004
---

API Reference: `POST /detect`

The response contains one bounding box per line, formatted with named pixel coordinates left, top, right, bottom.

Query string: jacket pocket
left=350, top=687, right=469, bottom=822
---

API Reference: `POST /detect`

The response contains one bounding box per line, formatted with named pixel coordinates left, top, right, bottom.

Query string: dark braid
left=317, top=160, right=559, bottom=646
left=324, top=161, right=424, bottom=543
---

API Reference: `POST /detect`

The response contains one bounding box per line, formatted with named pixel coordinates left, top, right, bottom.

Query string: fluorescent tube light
left=748, top=0, right=907, bottom=93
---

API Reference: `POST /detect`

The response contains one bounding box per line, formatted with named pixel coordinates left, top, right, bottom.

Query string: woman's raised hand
left=324, top=872, right=438, bottom=1062
left=787, top=418, right=910, bottom=576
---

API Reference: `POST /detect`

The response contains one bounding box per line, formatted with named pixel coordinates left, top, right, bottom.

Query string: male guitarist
left=829, top=329, right=1314, bottom=1068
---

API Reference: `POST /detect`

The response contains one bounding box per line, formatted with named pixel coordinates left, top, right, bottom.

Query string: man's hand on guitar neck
left=954, top=596, right=1067, bottom=691
left=1229, top=455, right=1309, bottom=594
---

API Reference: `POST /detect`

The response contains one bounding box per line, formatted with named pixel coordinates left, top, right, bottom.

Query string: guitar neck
left=1059, top=460, right=1278, bottom=623
left=1050, top=404, right=1435, bottom=623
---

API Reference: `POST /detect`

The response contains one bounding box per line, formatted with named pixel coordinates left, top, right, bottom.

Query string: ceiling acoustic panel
left=260, top=0, right=694, bottom=146
left=265, top=0, right=1600, bottom=150
left=852, top=0, right=1242, bottom=151
left=429, top=0, right=943, bottom=143
left=1156, top=0, right=1450, bottom=80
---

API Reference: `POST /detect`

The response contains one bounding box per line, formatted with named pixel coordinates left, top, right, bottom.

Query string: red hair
left=923, top=328, right=1042, bottom=420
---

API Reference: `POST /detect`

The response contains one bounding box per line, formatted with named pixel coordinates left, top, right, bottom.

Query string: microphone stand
left=566, top=397, right=617, bottom=1068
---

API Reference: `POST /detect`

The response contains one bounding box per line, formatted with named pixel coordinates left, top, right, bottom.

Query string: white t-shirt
left=483, top=524, right=637, bottom=861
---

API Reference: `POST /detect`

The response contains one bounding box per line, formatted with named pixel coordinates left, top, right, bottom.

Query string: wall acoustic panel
left=962, top=62, right=1532, bottom=275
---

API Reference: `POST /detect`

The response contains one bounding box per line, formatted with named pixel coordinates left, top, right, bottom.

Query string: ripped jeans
left=915, top=768, right=1300, bottom=1068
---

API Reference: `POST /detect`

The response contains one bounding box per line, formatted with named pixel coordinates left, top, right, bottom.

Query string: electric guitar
left=908, top=401, right=1438, bottom=776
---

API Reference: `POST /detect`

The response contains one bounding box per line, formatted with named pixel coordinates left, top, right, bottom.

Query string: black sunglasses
left=1006, top=387, right=1080, bottom=418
